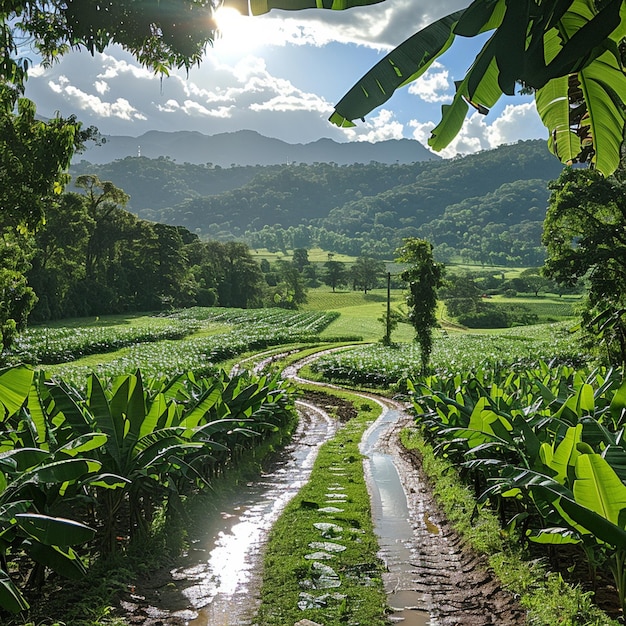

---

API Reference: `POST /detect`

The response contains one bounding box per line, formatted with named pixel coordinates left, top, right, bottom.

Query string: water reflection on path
left=361, top=404, right=431, bottom=626
left=171, top=401, right=337, bottom=625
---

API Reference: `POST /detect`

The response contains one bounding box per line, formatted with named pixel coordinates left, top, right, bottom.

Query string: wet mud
left=370, top=403, right=525, bottom=626
left=118, top=400, right=338, bottom=625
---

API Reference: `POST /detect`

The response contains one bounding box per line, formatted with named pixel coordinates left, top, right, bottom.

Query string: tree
left=396, top=238, right=444, bottom=374
left=211, top=241, right=264, bottom=309
left=291, top=248, right=310, bottom=272
left=0, top=87, right=98, bottom=345
left=274, top=260, right=308, bottom=308
left=519, top=268, right=551, bottom=297
left=0, top=242, right=37, bottom=352
left=440, top=271, right=481, bottom=319
left=322, top=260, right=348, bottom=292
left=543, top=167, right=626, bottom=365
left=351, top=256, right=385, bottom=294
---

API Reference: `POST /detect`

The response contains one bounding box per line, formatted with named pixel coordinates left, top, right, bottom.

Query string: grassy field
left=303, top=286, right=579, bottom=343
left=303, top=287, right=416, bottom=343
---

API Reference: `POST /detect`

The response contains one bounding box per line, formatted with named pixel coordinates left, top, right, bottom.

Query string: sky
left=23, top=0, right=549, bottom=158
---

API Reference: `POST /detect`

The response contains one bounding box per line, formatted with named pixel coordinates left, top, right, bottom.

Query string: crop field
left=310, top=322, right=585, bottom=387
left=410, top=363, right=626, bottom=619
left=10, top=316, right=197, bottom=364
left=14, top=308, right=340, bottom=387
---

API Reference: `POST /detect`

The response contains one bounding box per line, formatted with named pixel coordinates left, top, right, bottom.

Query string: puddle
left=361, top=406, right=431, bottom=626
left=134, top=400, right=338, bottom=626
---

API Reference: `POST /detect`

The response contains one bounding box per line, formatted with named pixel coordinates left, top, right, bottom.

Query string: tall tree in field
left=322, top=260, right=348, bottom=292
left=396, top=238, right=444, bottom=374
left=351, top=256, right=385, bottom=294
left=543, top=167, right=626, bottom=366
left=291, top=248, right=310, bottom=272
left=210, top=241, right=264, bottom=309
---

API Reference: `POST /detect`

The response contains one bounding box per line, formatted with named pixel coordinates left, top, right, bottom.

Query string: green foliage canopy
left=396, top=238, right=444, bottom=373
left=543, top=167, right=626, bottom=365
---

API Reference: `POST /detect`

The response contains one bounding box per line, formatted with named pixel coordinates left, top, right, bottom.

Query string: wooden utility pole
left=385, top=271, right=391, bottom=345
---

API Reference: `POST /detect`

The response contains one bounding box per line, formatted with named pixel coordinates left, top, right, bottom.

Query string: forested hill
left=71, top=139, right=564, bottom=266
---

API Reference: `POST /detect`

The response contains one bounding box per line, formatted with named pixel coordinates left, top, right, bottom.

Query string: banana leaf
left=330, top=11, right=465, bottom=128
left=0, top=366, right=33, bottom=419
left=0, top=569, right=29, bottom=613
left=22, top=540, right=88, bottom=580
left=15, top=513, right=95, bottom=546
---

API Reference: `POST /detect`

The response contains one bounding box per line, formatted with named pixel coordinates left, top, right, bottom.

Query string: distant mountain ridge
left=78, top=129, right=440, bottom=166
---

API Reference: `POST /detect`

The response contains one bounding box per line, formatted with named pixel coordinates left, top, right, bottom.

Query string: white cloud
left=47, top=76, right=147, bottom=121
left=343, top=109, right=405, bottom=142
left=409, top=102, right=547, bottom=157
left=486, top=102, right=546, bottom=146
left=97, top=54, right=154, bottom=80
left=408, top=61, right=452, bottom=103
left=214, top=0, right=471, bottom=52
left=178, top=100, right=234, bottom=118
left=94, top=80, right=109, bottom=95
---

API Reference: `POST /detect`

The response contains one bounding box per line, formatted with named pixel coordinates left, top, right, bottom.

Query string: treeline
left=72, top=140, right=564, bottom=265
left=26, top=175, right=269, bottom=323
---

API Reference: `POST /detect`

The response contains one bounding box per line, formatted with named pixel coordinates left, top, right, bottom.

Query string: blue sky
left=23, top=0, right=548, bottom=157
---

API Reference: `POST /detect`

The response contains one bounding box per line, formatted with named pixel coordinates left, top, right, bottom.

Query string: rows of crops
left=10, top=318, right=196, bottom=365
left=310, top=323, right=586, bottom=387
left=410, top=364, right=626, bottom=615
left=9, top=308, right=340, bottom=368
left=44, top=309, right=337, bottom=386
left=0, top=364, right=296, bottom=614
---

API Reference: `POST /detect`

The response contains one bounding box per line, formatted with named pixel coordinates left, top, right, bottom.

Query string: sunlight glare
left=214, top=6, right=266, bottom=52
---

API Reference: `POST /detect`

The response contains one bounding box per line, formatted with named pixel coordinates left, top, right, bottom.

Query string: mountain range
left=77, top=129, right=439, bottom=166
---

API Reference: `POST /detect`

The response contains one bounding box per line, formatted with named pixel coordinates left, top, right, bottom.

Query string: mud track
left=376, top=406, right=525, bottom=625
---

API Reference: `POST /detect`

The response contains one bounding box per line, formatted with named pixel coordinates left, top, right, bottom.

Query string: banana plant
left=323, top=0, right=626, bottom=175
left=0, top=455, right=99, bottom=613
left=43, top=370, right=206, bottom=551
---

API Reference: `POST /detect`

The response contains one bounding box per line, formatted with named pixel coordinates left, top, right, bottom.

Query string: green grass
left=304, top=287, right=415, bottom=343
left=257, top=387, right=388, bottom=626
left=491, top=294, right=580, bottom=322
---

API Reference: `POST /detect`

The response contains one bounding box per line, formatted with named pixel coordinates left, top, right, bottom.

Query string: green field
left=251, top=247, right=358, bottom=264
left=303, top=287, right=416, bottom=342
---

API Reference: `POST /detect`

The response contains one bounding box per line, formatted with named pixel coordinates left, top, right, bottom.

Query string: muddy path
left=118, top=347, right=525, bottom=625
left=289, top=351, right=525, bottom=625
left=118, top=399, right=339, bottom=625
left=364, top=397, right=525, bottom=626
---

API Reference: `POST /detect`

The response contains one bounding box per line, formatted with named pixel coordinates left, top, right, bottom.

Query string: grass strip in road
left=256, top=386, right=389, bottom=626
left=399, top=428, right=620, bottom=626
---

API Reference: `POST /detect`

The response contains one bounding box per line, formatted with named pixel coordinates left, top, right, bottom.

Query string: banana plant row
left=0, top=364, right=296, bottom=614
left=409, top=362, right=626, bottom=614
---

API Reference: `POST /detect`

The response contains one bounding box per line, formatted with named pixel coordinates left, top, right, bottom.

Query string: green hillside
left=71, top=140, right=564, bottom=265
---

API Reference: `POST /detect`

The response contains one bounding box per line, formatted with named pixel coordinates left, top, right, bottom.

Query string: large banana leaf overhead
left=322, top=0, right=626, bottom=176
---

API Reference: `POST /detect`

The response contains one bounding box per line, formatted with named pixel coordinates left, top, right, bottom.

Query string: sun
left=213, top=6, right=268, bottom=53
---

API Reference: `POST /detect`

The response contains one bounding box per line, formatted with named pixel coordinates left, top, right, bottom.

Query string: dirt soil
left=372, top=404, right=527, bottom=626
left=113, top=391, right=529, bottom=626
